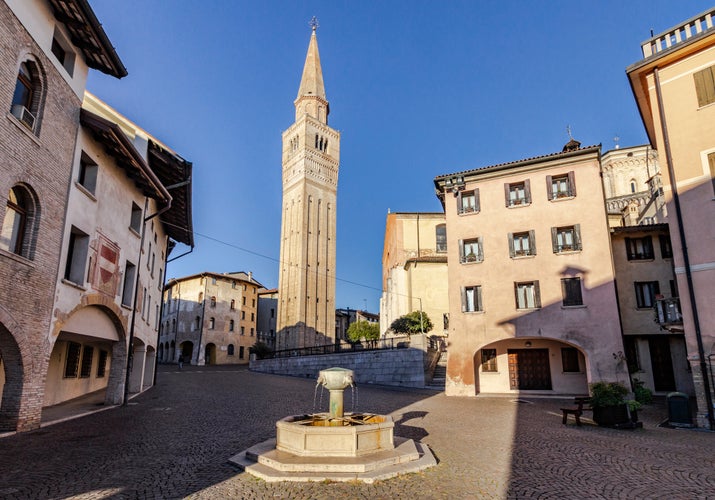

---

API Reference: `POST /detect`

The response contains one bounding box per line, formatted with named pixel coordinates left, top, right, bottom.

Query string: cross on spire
left=309, top=16, right=319, bottom=31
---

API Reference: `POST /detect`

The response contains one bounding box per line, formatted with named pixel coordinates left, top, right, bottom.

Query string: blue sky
left=87, top=1, right=712, bottom=312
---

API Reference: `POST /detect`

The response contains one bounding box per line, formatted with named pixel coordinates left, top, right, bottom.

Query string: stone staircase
left=427, top=352, right=447, bottom=390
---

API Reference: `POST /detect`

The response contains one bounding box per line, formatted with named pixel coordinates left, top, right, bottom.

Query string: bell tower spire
left=295, top=17, right=329, bottom=123
left=277, top=20, right=340, bottom=351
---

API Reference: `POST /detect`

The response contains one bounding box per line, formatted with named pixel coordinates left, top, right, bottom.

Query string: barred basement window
left=64, top=341, right=81, bottom=378
left=80, top=345, right=94, bottom=378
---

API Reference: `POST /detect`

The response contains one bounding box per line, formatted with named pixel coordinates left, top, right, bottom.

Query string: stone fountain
left=230, top=367, right=436, bottom=483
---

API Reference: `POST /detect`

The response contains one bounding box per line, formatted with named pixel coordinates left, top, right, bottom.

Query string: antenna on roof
left=566, top=125, right=573, bottom=140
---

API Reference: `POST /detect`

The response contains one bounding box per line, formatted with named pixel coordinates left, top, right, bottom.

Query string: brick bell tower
left=276, top=20, right=340, bottom=350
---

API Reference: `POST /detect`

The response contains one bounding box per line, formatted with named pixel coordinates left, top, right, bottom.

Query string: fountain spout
left=317, top=367, right=354, bottom=421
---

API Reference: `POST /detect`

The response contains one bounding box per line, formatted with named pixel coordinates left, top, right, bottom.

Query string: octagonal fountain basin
left=276, top=412, right=394, bottom=458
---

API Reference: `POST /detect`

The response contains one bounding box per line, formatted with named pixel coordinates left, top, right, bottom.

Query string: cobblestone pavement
left=1, top=365, right=714, bottom=499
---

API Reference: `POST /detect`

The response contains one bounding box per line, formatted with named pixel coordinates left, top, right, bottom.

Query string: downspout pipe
left=654, top=68, right=714, bottom=430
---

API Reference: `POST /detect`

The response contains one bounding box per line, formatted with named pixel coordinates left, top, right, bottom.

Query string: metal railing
left=259, top=337, right=409, bottom=359
left=656, top=297, right=682, bottom=325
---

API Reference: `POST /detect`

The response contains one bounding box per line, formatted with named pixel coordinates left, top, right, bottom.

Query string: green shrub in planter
left=632, top=378, right=653, bottom=405
left=589, top=381, right=628, bottom=408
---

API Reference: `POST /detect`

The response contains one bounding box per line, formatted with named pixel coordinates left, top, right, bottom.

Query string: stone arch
left=49, top=296, right=128, bottom=406
left=471, top=337, right=589, bottom=395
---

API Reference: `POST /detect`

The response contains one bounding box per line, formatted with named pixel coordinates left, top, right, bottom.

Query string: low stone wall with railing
left=250, top=347, right=426, bottom=388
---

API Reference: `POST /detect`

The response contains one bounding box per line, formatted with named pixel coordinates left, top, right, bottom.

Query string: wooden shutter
left=567, top=171, right=576, bottom=197
left=534, top=280, right=541, bottom=308
left=524, top=179, right=531, bottom=204
left=574, top=224, right=582, bottom=250
left=474, top=188, right=480, bottom=212
left=528, top=230, right=536, bottom=255
left=513, top=282, right=520, bottom=308
left=694, top=66, right=715, bottom=108
left=477, top=286, right=483, bottom=312
left=456, top=191, right=463, bottom=214
left=545, top=175, right=553, bottom=200
left=477, top=236, right=484, bottom=261
left=460, top=286, right=466, bottom=312
left=504, top=183, right=511, bottom=207
left=508, top=233, right=515, bottom=257
left=458, top=239, right=464, bottom=262
left=551, top=227, right=558, bottom=253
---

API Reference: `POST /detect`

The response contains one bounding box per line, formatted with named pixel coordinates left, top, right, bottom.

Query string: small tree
left=249, top=341, right=273, bottom=360
left=347, top=320, right=380, bottom=342
left=390, top=311, right=433, bottom=335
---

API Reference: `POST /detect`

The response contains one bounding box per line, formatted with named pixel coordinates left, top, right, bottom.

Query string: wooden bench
left=561, top=397, right=591, bottom=426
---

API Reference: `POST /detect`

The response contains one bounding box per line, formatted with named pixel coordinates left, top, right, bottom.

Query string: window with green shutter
left=694, top=65, right=715, bottom=108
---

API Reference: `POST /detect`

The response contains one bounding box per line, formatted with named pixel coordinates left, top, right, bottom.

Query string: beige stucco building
left=434, top=142, right=626, bottom=396
left=277, top=26, right=340, bottom=350
left=160, top=272, right=263, bottom=365
left=379, top=212, right=449, bottom=338
left=627, top=7, right=715, bottom=428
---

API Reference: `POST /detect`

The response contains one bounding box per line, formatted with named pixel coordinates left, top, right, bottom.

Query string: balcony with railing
left=655, top=297, right=682, bottom=327
left=641, top=8, right=715, bottom=58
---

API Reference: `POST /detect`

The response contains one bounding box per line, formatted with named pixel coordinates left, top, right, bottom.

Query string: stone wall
left=250, top=348, right=426, bottom=388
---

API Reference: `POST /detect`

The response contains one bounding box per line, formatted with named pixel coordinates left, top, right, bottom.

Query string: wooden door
left=508, top=349, right=552, bottom=390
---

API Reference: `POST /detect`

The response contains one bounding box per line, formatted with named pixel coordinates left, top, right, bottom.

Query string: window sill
left=516, top=307, right=541, bottom=311
left=458, top=210, right=480, bottom=216
left=61, top=278, right=86, bottom=291
left=6, top=112, right=40, bottom=145
left=561, top=305, right=587, bottom=309
left=626, top=258, right=655, bottom=262
left=555, top=249, right=582, bottom=255
left=460, top=259, right=484, bottom=265
left=463, top=310, right=485, bottom=314
left=549, top=195, right=575, bottom=202
left=0, top=248, right=34, bottom=267
left=511, top=254, right=536, bottom=259
left=74, top=182, right=97, bottom=201
left=481, top=370, right=499, bottom=374
left=507, top=202, right=531, bottom=209
left=129, top=226, right=141, bottom=238
left=121, top=303, right=133, bottom=311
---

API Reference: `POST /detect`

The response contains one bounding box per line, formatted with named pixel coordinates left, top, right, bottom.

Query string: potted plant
left=589, top=381, right=631, bottom=427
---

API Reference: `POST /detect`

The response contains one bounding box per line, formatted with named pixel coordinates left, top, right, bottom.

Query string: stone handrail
left=641, top=8, right=714, bottom=58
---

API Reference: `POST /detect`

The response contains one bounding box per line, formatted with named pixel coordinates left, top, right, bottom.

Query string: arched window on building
left=1, top=184, right=39, bottom=259
left=630, top=179, right=637, bottom=193
left=228, top=344, right=235, bottom=356
left=209, top=317, right=215, bottom=329
left=10, top=60, right=44, bottom=134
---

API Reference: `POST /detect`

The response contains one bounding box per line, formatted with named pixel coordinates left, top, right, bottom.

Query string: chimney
left=248, top=271, right=253, bottom=281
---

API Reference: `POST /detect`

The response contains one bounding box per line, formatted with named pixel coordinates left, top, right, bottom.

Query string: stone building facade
left=276, top=26, right=340, bottom=351
left=602, top=145, right=666, bottom=227
left=434, top=142, right=625, bottom=396
left=379, top=212, right=449, bottom=338
left=0, top=0, right=125, bottom=432
left=627, top=7, right=715, bottom=428
left=256, top=288, right=278, bottom=350
left=160, top=272, right=263, bottom=365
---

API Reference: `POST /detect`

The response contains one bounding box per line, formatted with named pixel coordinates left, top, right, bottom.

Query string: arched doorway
left=473, top=338, right=588, bottom=395
left=170, top=340, right=175, bottom=361
left=0, top=322, right=24, bottom=431
left=180, top=341, right=193, bottom=365
left=205, top=343, right=216, bottom=365
left=46, top=305, right=124, bottom=407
